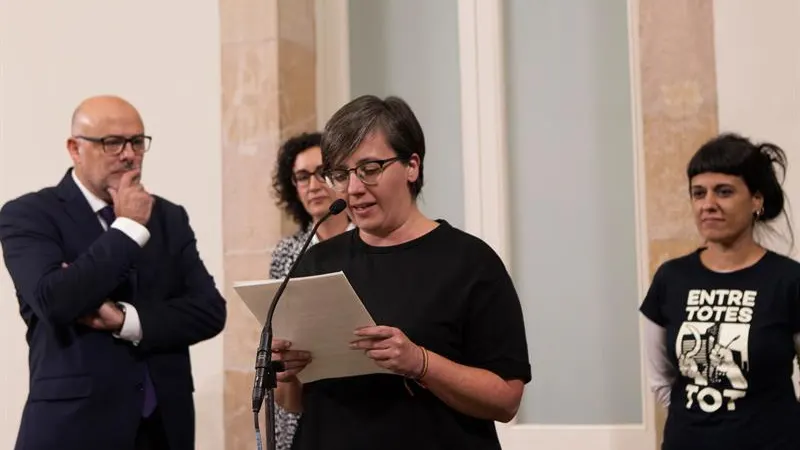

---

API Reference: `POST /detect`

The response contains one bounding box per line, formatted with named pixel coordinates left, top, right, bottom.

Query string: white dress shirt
left=71, top=170, right=150, bottom=345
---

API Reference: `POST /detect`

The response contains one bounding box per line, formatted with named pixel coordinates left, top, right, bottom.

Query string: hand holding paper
left=351, top=325, right=425, bottom=378
left=234, top=271, right=393, bottom=384
left=271, top=339, right=312, bottom=382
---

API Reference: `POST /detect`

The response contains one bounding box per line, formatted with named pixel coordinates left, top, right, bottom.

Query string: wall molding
left=457, top=0, right=511, bottom=269
left=315, top=0, right=657, bottom=447
left=465, top=0, right=655, bottom=446
left=627, top=0, right=658, bottom=444
left=314, top=0, right=350, bottom=129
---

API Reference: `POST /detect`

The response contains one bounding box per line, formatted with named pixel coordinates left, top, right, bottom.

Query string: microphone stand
left=252, top=199, right=347, bottom=450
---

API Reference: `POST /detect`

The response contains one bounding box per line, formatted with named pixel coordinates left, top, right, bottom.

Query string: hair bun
left=758, top=143, right=787, bottom=178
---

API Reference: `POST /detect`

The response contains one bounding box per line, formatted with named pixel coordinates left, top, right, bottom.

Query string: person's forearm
left=275, top=379, right=303, bottom=413
left=136, top=292, right=226, bottom=351
left=422, top=350, right=523, bottom=423
left=643, top=317, right=674, bottom=407
left=10, top=231, right=140, bottom=326
left=136, top=230, right=227, bottom=351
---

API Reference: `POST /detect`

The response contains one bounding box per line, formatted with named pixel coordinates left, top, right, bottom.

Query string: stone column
left=219, top=0, right=317, bottom=448
left=638, top=0, right=719, bottom=444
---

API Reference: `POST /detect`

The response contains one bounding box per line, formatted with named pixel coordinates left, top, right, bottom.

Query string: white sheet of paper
left=233, top=271, right=391, bottom=384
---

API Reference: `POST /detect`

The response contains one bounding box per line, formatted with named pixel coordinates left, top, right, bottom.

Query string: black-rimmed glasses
left=292, top=166, right=326, bottom=187
left=74, top=135, right=152, bottom=155
left=324, top=157, right=405, bottom=192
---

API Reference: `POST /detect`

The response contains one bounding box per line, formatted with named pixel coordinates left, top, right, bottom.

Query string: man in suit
left=0, top=95, right=227, bottom=450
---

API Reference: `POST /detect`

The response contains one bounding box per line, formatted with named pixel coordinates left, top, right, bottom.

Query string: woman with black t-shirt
left=640, top=133, right=800, bottom=450
left=269, top=95, right=532, bottom=450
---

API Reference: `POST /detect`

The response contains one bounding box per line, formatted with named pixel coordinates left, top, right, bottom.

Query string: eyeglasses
left=324, top=157, right=405, bottom=192
left=74, top=135, right=152, bottom=156
left=292, top=166, right=326, bottom=187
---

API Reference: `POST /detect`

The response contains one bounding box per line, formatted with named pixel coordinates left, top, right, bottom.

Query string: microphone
left=251, top=198, right=347, bottom=449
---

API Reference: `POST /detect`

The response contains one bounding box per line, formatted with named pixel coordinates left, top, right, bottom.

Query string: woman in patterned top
left=269, top=131, right=353, bottom=450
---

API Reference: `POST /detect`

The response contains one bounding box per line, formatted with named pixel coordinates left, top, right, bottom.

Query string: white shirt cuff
left=111, top=217, right=151, bottom=247
left=113, top=301, right=143, bottom=345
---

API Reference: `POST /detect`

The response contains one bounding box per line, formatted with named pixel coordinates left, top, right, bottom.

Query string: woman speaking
left=271, top=95, right=531, bottom=450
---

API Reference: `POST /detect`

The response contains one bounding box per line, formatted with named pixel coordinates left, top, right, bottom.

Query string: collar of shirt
left=310, top=221, right=356, bottom=246
left=71, top=169, right=108, bottom=214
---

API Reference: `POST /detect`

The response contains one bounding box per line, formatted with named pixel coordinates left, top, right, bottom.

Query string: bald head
left=67, top=95, right=148, bottom=202
left=70, top=95, right=144, bottom=136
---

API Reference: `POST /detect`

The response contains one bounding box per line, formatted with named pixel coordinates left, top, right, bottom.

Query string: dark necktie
left=98, top=205, right=116, bottom=228
left=97, top=205, right=158, bottom=418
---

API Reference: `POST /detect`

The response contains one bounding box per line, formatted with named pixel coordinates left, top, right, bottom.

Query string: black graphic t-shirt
left=641, top=249, right=800, bottom=450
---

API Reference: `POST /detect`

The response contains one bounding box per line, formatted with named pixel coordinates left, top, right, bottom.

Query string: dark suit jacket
left=0, top=169, right=227, bottom=450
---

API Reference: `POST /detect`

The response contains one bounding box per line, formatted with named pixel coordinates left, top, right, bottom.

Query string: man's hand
left=77, top=301, right=125, bottom=332
left=108, top=169, right=153, bottom=225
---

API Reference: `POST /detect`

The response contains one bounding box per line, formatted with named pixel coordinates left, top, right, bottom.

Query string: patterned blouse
left=269, top=223, right=354, bottom=450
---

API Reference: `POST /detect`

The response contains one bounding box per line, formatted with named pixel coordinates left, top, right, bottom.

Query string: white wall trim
left=497, top=424, right=654, bottom=450
left=315, top=0, right=350, bottom=129
left=457, top=0, right=511, bottom=268
left=483, top=0, right=656, bottom=446
left=317, top=0, right=656, bottom=447
left=626, top=0, right=658, bottom=443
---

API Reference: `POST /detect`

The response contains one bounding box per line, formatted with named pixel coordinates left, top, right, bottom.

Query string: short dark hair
left=321, top=95, right=425, bottom=198
left=687, top=132, right=792, bottom=244
left=271, top=132, right=323, bottom=230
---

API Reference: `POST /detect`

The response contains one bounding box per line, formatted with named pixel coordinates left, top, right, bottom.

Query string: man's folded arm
left=109, top=218, right=151, bottom=344
left=136, top=207, right=226, bottom=351
left=0, top=198, right=141, bottom=326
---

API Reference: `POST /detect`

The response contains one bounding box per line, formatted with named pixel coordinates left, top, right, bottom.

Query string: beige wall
left=638, top=0, right=719, bottom=443
left=219, top=0, right=317, bottom=449
left=0, top=1, right=224, bottom=448
left=714, top=0, right=800, bottom=257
